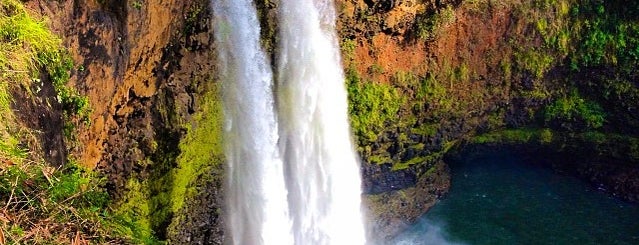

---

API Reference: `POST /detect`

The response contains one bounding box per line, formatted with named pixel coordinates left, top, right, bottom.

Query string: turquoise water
left=393, top=151, right=639, bottom=245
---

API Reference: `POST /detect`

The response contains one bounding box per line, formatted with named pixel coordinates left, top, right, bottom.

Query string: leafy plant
left=132, top=1, right=143, bottom=10
left=416, top=5, right=456, bottom=40
left=544, top=89, right=606, bottom=130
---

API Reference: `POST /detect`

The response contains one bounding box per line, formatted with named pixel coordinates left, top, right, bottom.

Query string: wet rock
left=364, top=160, right=450, bottom=242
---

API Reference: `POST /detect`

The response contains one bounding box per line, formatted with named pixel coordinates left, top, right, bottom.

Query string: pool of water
left=393, top=151, right=639, bottom=245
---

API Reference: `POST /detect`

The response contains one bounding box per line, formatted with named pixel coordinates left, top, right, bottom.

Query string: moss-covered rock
left=340, top=0, right=639, bottom=240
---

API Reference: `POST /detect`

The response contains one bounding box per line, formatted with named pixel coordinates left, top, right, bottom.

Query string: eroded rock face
left=27, top=0, right=213, bottom=193
left=364, top=160, right=450, bottom=242
left=29, top=0, right=224, bottom=241
left=31, top=0, right=536, bottom=242
left=31, top=0, right=189, bottom=168
left=337, top=1, right=526, bottom=239
left=23, top=0, right=638, bottom=243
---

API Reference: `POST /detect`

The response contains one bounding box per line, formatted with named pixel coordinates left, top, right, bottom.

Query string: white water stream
left=213, top=0, right=292, bottom=244
left=213, top=0, right=366, bottom=244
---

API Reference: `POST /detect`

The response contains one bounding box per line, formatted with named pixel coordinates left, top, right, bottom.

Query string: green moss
left=472, top=128, right=546, bottom=144
left=411, top=143, right=426, bottom=151
left=393, top=156, right=426, bottom=171
left=519, top=86, right=551, bottom=100
left=112, top=85, right=223, bottom=242
left=539, top=128, right=554, bottom=144
left=131, top=0, right=143, bottom=9
left=544, top=89, right=605, bottom=130
left=574, top=132, right=639, bottom=163
left=393, top=141, right=456, bottom=171
left=421, top=74, right=453, bottom=118
left=347, top=69, right=403, bottom=143
left=112, top=83, right=223, bottom=242
left=113, top=178, right=161, bottom=244
left=411, top=123, right=438, bottom=137
left=171, top=83, right=224, bottom=213
left=486, top=111, right=506, bottom=130
left=455, top=62, right=471, bottom=83
left=368, top=154, right=392, bottom=165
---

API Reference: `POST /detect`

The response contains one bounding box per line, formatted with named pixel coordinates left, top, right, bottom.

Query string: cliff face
left=339, top=0, right=639, bottom=239
left=29, top=0, right=204, bottom=180
left=26, top=0, right=224, bottom=242
left=17, top=0, right=639, bottom=243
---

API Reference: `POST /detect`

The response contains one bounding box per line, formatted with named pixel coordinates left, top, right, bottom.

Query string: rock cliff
left=12, top=0, right=638, bottom=243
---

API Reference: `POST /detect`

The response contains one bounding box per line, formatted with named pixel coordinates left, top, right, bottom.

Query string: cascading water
left=213, top=0, right=293, bottom=244
left=214, top=0, right=366, bottom=243
left=276, top=0, right=366, bottom=244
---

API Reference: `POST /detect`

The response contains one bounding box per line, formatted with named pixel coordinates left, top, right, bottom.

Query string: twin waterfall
left=213, top=0, right=367, bottom=244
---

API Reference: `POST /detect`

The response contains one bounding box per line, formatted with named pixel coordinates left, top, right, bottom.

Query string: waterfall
left=214, top=0, right=366, bottom=243
left=276, top=0, right=366, bottom=244
left=213, top=0, right=293, bottom=244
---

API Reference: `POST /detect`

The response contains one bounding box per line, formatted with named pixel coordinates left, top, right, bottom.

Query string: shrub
left=544, top=89, right=606, bottom=130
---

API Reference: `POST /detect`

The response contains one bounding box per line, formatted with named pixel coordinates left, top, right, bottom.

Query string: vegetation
left=171, top=84, right=224, bottom=213
left=347, top=69, right=403, bottom=143
left=416, top=5, right=456, bottom=41
left=1, top=158, right=127, bottom=243
left=472, top=128, right=554, bottom=145
left=342, top=0, right=639, bottom=173
left=1, top=0, right=637, bottom=241
left=544, top=89, right=605, bottom=130
left=570, top=1, right=639, bottom=70
left=0, top=0, right=134, bottom=243
left=112, top=81, right=225, bottom=242
left=132, top=0, right=143, bottom=10
left=0, top=0, right=90, bottom=142
left=471, top=128, right=639, bottom=165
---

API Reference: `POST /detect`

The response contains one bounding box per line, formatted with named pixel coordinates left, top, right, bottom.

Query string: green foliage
left=514, top=49, right=555, bottom=79
left=539, top=128, right=554, bottom=144
left=0, top=1, right=128, bottom=243
left=183, top=2, right=205, bottom=39
left=394, top=140, right=456, bottom=170
left=113, top=178, right=161, bottom=244
left=570, top=1, right=639, bottom=70
left=575, top=132, right=639, bottom=163
left=420, top=74, right=453, bottom=118
left=544, top=89, right=605, bottom=130
left=341, top=38, right=357, bottom=62
left=471, top=128, right=639, bottom=163
left=0, top=158, right=137, bottom=243
left=472, top=128, right=555, bottom=145
left=347, top=69, right=403, bottom=142
left=416, top=5, right=456, bottom=40
left=473, top=128, right=536, bottom=144
left=0, top=0, right=91, bottom=132
left=132, top=0, right=143, bottom=10
left=112, top=82, right=225, bottom=243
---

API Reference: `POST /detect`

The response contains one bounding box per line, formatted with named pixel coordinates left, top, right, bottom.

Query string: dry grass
left=0, top=158, right=129, bottom=244
left=0, top=0, right=133, bottom=243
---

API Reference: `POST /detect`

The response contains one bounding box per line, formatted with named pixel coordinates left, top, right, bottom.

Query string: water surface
left=394, top=151, right=639, bottom=245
